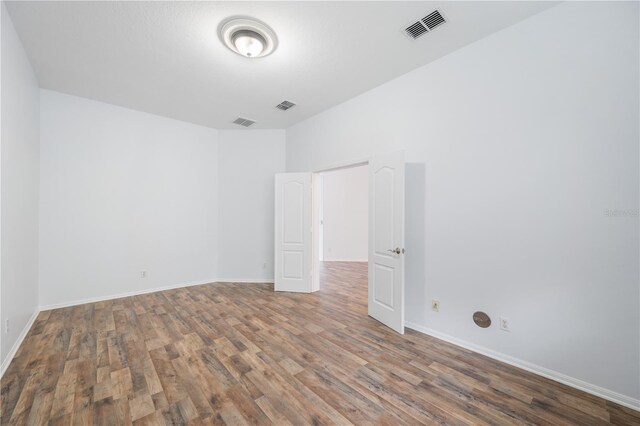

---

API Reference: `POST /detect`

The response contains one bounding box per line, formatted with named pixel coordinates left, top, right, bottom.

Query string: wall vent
left=233, top=117, right=256, bottom=127
left=276, top=100, right=296, bottom=111
left=403, top=9, right=446, bottom=40
left=405, top=21, right=428, bottom=39
left=422, top=10, right=445, bottom=30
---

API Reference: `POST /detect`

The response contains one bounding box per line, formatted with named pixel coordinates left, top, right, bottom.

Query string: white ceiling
left=6, top=1, right=557, bottom=129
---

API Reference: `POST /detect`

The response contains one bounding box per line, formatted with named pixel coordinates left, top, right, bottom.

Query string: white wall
left=38, top=92, right=285, bottom=307
left=1, top=3, right=40, bottom=369
left=39, top=90, right=220, bottom=307
left=286, top=1, right=640, bottom=405
left=217, top=130, right=285, bottom=281
left=321, top=165, right=368, bottom=261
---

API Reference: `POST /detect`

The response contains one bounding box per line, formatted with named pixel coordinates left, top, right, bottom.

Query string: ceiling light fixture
left=220, top=18, right=277, bottom=58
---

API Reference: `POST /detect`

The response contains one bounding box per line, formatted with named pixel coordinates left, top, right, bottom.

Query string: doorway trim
left=311, top=158, right=370, bottom=174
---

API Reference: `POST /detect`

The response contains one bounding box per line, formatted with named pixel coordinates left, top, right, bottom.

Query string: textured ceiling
left=6, top=1, right=557, bottom=129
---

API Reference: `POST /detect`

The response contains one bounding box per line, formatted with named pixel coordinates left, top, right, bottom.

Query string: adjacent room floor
left=1, top=262, right=638, bottom=425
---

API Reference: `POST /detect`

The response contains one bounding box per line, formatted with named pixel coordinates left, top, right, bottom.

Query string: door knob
left=387, top=247, right=404, bottom=255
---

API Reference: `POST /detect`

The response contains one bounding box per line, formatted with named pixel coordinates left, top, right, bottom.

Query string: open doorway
left=276, top=151, right=405, bottom=333
left=315, top=164, right=369, bottom=302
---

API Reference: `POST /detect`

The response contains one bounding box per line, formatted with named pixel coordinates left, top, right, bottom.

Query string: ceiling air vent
left=422, top=10, right=445, bottom=30
left=403, top=9, right=446, bottom=40
left=405, top=21, right=428, bottom=39
left=275, top=100, right=296, bottom=111
left=233, top=117, right=255, bottom=127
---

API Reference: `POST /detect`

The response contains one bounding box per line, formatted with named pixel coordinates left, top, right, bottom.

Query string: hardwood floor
left=2, top=261, right=638, bottom=425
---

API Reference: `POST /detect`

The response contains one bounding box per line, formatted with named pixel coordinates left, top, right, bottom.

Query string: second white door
left=275, top=173, right=313, bottom=293
left=368, top=151, right=405, bottom=333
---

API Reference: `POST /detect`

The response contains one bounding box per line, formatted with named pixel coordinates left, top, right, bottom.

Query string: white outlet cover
left=500, top=316, right=510, bottom=331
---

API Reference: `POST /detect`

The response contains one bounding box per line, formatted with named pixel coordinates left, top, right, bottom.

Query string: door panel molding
left=275, top=173, right=313, bottom=293
left=368, top=151, right=405, bottom=333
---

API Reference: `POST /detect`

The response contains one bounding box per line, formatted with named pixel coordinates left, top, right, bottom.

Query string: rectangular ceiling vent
left=233, top=117, right=255, bottom=127
left=405, top=21, right=428, bottom=39
left=422, top=10, right=445, bottom=31
left=403, top=10, right=446, bottom=40
left=275, top=100, right=296, bottom=111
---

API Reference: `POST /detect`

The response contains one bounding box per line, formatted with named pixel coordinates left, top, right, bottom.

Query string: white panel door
left=275, top=173, right=313, bottom=293
left=368, top=151, right=405, bottom=333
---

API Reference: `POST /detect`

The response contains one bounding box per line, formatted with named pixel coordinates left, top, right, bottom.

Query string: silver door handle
left=387, top=248, right=404, bottom=255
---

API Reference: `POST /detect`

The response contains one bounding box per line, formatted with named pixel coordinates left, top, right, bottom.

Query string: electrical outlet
left=5, top=319, right=9, bottom=334
left=431, top=299, right=440, bottom=312
left=141, top=270, right=147, bottom=278
left=500, top=317, right=510, bottom=332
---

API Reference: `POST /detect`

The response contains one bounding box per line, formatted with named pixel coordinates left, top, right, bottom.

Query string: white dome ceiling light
left=220, top=18, right=278, bottom=58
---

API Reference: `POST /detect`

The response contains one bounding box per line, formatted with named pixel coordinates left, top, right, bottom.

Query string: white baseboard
left=39, top=278, right=273, bottom=311
left=1, top=309, right=39, bottom=377
left=322, top=259, right=368, bottom=262
left=39, top=278, right=220, bottom=311
left=215, top=278, right=274, bottom=284
left=405, top=321, right=640, bottom=411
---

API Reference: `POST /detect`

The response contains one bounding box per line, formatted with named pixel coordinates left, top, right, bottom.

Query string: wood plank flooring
left=2, top=261, right=639, bottom=425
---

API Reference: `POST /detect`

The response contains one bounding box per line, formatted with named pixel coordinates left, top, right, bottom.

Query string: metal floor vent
left=233, top=117, right=256, bottom=127
left=276, top=100, right=296, bottom=111
left=404, top=9, right=446, bottom=40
